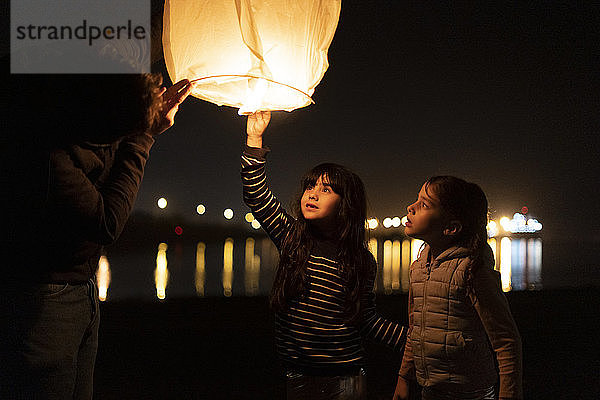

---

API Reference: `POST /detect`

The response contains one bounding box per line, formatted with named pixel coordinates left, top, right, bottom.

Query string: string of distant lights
left=98, top=203, right=543, bottom=301
left=156, top=198, right=542, bottom=237
left=487, top=213, right=542, bottom=236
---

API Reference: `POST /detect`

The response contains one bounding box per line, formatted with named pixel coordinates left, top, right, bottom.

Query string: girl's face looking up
left=404, top=183, right=448, bottom=245
left=301, top=175, right=341, bottom=229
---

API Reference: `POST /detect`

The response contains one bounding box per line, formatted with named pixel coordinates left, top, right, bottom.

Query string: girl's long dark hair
left=424, top=176, right=491, bottom=298
left=270, top=163, right=373, bottom=324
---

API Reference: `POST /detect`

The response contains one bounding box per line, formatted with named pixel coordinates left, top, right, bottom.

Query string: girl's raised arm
left=241, top=111, right=294, bottom=248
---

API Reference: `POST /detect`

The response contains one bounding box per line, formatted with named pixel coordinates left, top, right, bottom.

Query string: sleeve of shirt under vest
left=472, top=267, right=523, bottom=400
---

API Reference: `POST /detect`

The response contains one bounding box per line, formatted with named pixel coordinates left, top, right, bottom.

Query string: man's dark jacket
left=7, top=134, right=155, bottom=283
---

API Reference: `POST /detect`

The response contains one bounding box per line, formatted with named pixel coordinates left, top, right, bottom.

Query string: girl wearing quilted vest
left=393, top=177, right=522, bottom=400
left=242, top=111, right=407, bottom=399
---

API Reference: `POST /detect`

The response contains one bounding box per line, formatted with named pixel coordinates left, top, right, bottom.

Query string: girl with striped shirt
left=242, top=111, right=407, bottom=399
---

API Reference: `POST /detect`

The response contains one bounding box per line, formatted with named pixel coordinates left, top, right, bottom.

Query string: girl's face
left=404, top=183, right=448, bottom=245
left=301, top=175, right=341, bottom=229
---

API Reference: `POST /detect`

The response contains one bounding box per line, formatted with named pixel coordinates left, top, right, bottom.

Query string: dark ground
left=94, top=288, right=599, bottom=399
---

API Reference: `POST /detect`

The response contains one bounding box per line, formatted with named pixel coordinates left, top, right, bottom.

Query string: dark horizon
left=3, top=2, right=598, bottom=240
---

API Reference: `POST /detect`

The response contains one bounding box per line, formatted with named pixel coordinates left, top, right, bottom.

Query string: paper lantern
left=162, top=0, right=341, bottom=114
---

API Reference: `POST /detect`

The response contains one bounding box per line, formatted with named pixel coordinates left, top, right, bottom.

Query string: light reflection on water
left=244, top=238, right=261, bottom=296
left=99, top=236, right=543, bottom=300
left=155, top=243, right=169, bottom=299
left=96, top=255, right=111, bottom=301
left=222, top=238, right=234, bottom=297
left=195, top=242, right=206, bottom=296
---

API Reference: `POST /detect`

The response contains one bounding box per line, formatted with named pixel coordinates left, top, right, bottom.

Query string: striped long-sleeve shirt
left=241, top=146, right=407, bottom=373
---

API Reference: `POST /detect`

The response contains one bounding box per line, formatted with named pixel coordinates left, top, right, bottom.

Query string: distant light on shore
left=157, top=198, right=167, bottom=209
left=367, top=218, right=378, bottom=230
left=383, top=217, right=392, bottom=228
left=487, top=220, right=499, bottom=237
left=224, top=208, right=234, bottom=220
left=196, top=204, right=206, bottom=215
left=499, top=213, right=543, bottom=234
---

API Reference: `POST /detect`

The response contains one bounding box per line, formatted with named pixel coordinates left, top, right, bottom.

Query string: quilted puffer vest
left=409, top=245, right=498, bottom=389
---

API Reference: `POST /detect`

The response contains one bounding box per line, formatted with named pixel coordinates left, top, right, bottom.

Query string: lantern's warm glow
left=163, top=0, right=341, bottom=114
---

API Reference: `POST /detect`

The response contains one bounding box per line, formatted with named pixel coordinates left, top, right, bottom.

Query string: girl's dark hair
left=424, top=176, right=491, bottom=296
left=270, top=163, right=373, bottom=324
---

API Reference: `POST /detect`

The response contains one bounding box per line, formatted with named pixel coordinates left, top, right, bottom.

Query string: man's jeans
left=1, top=279, right=100, bottom=400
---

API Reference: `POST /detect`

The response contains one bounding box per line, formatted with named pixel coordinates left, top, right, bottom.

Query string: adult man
left=1, top=73, right=191, bottom=399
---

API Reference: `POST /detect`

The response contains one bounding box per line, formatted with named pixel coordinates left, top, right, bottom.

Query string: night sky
left=135, top=2, right=598, bottom=240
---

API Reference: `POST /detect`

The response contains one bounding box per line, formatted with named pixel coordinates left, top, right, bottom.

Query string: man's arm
left=48, top=79, right=192, bottom=245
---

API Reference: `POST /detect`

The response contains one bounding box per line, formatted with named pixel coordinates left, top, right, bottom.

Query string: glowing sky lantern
left=162, top=0, right=342, bottom=114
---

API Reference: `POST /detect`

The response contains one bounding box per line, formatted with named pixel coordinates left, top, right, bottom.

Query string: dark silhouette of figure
left=1, top=67, right=191, bottom=399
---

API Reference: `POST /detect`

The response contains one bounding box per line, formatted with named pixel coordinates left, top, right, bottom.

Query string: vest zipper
left=421, top=262, right=431, bottom=381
